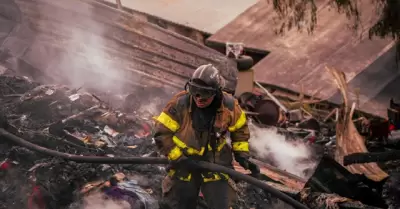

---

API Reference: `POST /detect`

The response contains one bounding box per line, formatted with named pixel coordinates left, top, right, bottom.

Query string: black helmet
left=187, top=64, right=224, bottom=99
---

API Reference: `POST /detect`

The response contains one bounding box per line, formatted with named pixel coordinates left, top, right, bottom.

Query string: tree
left=271, top=0, right=400, bottom=60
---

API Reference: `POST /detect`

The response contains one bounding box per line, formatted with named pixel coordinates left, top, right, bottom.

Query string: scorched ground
left=0, top=69, right=272, bottom=209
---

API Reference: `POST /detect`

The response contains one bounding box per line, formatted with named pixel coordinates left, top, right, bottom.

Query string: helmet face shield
left=188, top=82, right=217, bottom=99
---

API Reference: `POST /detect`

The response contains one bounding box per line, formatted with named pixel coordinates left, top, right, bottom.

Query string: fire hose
left=0, top=128, right=310, bottom=209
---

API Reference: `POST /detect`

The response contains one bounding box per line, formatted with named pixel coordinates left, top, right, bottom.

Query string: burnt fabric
left=154, top=90, right=250, bottom=183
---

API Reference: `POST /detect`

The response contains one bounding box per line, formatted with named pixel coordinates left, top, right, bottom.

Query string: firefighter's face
left=194, top=95, right=215, bottom=108
left=188, top=83, right=216, bottom=108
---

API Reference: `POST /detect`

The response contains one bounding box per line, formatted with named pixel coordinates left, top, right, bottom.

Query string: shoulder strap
left=222, top=93, right=235, bottom=111
left=176, top=92, right=190, bottom=109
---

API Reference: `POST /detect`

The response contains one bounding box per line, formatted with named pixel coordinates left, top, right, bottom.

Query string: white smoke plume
left=78, top=193, right=130, bottom=209
left=249, top=125, right=317, bottom=179
left=30, top=1, right=135, bottom=98
left=33, top=1, right=173, bottom=112
left=54, top=2, right=124, bottom=94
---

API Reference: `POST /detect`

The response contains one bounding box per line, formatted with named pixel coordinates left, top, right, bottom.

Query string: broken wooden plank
left=326, top=67, right=388, bottom=182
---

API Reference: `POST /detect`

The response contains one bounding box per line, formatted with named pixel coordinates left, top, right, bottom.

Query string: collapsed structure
left=1, top=0, right=400, bottom=208
left=1, top=64, right=399, bottom=209
left=0, top=71, right=274, bottom=209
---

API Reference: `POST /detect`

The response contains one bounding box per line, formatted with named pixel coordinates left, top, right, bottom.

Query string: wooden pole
left=116, top=0, right=122, bottom=10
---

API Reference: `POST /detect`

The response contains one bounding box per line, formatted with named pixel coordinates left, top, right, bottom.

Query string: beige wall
left=103, top=0, right=258, bottom=34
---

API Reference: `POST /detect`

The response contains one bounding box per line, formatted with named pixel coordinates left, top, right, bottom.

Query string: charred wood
left=344, top=150, right=400, bottom=165
left=300, top=188, right=384, bottom=209
left=305, top=156, right=386, bottom=208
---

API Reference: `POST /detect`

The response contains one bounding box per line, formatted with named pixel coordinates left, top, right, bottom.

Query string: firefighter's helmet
left=188, top=64, right=223, bottom=98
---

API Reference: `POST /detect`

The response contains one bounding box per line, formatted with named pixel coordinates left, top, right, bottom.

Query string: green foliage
left=368, top=0, right=400, bottom=61
left=272, top=0, right=318, bottom=34
left=368, top=0, right=400, bottom=39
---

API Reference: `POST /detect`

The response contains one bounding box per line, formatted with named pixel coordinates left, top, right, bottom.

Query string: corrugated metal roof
left=207, top=0, right=396, bottom=117
left=0, top=0, right=236, bottom=95
left=103, top=0, right=258, bottom=34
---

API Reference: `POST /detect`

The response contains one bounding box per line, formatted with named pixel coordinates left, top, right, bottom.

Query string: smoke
left=57, top=4, right=124, bottom=94
left=249, top=125, right=317, bottom=179
left=28, top=1, right=177, bottom=114
left=77, top=193, right=130, bottom=209
left=137, top=97, right=165, bottom=117
left=32, top=1, right=132, bottom=97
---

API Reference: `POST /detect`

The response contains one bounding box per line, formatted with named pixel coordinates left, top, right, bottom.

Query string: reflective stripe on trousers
left=168, top=169, right=229, bottom=182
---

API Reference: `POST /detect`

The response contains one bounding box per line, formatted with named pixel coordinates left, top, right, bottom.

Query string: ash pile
left=0, top=67, right=400, bottom=209
left=0, top=71, right=162, bottom=209
left=0, top=70, right=271, bottom=209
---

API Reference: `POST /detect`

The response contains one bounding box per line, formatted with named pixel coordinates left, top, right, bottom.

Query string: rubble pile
left=1, top=65, right=400, bottom=209
left=0, top=72, right=165, bottom=209
left=0, top=71, right=272, bottom=209
left=236, top=68, right=400, bottom=209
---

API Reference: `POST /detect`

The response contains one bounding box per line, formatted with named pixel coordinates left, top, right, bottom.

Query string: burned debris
left=0, top=8, right=399, bottom=208
left=0, top=72, right=166, bottom=209
left=0, top=57, right=399, bottom=209
left=0, top=64, right=396, bottom=209
left=232, top=66, right=400, bottom=208
left=0, top=71, right=280, bottom=209
left=0, top=0, right=398, bottom=207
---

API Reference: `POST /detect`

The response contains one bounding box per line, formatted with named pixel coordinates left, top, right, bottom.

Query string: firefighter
left=154, top=64, right=251, bottom=209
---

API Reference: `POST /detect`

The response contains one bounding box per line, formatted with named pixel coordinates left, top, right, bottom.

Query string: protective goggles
left=188, top=82, right=217, bottom=99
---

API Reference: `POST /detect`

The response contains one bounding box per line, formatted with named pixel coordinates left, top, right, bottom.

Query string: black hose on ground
left=196, top=161, right=309, bottom=209
left=0, top=128, right=310, bottom=209
left=0, top=128, right=168, bottom=164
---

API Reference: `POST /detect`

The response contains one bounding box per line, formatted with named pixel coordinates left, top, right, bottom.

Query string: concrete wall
left=102, top=0, right=258, bottom=34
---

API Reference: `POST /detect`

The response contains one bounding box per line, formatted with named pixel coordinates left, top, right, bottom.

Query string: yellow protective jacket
left=153, top=91, right=250, bottom=182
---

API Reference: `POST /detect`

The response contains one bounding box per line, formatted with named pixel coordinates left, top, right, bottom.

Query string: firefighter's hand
left=234, top=152, right=261, bottom=179
left=234, top=152, right=250, bottom=170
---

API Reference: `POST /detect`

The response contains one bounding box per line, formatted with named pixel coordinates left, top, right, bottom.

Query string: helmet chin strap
left=216, top=86, right=223, bottom=97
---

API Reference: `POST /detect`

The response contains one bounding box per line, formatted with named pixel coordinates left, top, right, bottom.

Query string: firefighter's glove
left=234, top=152, right=261, bottom=179
left=234, top=152, right=251, bottom=170
left=248, top=162, right=261, bottom=179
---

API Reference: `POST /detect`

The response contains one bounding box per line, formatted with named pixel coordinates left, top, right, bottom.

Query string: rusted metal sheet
left=0, top=0, right=236, bottom=95
left=207, top=0, right=395, bottom=117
